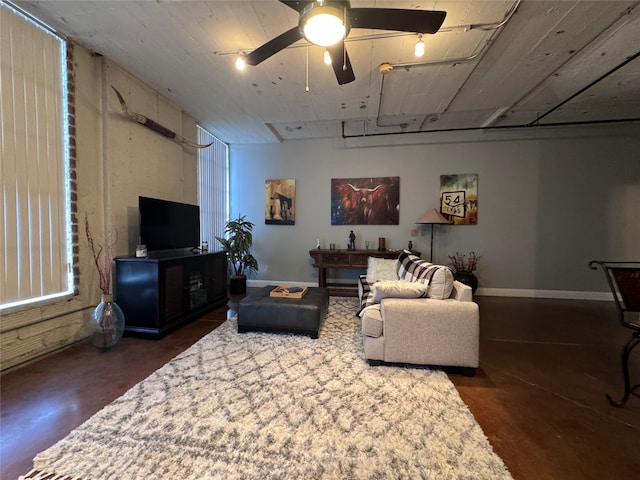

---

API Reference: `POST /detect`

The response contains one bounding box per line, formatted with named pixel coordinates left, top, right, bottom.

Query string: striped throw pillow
left=396, top=250, right=454, bottom=299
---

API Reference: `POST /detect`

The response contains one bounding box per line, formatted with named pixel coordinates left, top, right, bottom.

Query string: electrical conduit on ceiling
left=347, top=0, right=640, bottom=139
left=527, top=49, right=640, bottom=126
left=372, top=0, right=523, bottom=133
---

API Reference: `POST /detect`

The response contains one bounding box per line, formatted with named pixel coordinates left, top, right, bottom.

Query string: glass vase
left=89, top=294, right=125, bottom=352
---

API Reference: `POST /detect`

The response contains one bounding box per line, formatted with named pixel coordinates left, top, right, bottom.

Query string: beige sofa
left=358, top=252, right=479, bottom=376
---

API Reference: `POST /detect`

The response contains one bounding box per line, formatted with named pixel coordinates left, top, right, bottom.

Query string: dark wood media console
left=114, top=251, right=228, bottom=339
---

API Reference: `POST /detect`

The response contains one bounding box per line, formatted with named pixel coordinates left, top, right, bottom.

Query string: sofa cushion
left=396, top=251, right=454, bottom=300
left=371, top=280, right=429, bottom=303
left=366, top=257, right=398, bottom=283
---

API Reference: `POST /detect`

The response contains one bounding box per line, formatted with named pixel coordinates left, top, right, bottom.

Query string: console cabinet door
left=210, top=252, right=228, bottom=300
left=185, top=258, right=209, bottom=311
left=114, top=261, right=159, bottom=329
left=164, top=264, right=185, bottom=322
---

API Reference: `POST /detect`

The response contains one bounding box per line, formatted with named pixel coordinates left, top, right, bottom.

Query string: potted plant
left=215, top=214, right=259, bottom=294
left=448, top=251, right=481, bottom=293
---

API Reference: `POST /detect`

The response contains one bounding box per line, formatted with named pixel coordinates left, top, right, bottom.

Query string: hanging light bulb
left=414, top=34, right=425, bottom=57
left=235, top=55, right=246, bottom=70
left=324, top=49, right=332, bottom=65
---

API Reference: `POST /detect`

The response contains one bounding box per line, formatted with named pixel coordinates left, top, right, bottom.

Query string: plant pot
left=454, top=271, right=478, bottom=294
left=229, top=275, right=247, bottom=295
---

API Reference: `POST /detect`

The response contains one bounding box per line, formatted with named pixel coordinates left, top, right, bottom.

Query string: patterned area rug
left=25, top=297, right=511, bottom=480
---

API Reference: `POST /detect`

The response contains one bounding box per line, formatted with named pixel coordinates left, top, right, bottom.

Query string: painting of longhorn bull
left=331, top=177, right=400, bottom=225
left=266, top=179, right=295, bottom=225
left=440, top=174, right=478, bottom=225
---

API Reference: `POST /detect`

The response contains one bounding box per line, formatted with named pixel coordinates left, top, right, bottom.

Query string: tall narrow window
left=197, top=126, right=228, bottom=248
left=0, top=2, right=72, bottom=309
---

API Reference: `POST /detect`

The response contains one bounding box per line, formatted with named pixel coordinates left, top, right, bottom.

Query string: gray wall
left=229, top=124, right=640, bottom=298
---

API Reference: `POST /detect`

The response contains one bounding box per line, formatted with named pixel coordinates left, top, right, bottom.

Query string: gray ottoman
left=238, top=286, right=329, bottom=339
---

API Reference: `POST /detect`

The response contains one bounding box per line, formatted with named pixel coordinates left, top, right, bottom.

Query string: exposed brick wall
left=66, top=41, right=80, bottom=296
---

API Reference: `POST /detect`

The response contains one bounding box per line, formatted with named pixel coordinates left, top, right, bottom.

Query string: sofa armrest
left=380, top=297, right=479, bottom=367
left=451, top=280, right=473, bottom=302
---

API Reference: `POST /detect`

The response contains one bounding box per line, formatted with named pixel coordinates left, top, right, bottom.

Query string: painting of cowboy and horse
left=331, top=177, right=400, bottom=225
left=265, top=179, right=296, bottom=225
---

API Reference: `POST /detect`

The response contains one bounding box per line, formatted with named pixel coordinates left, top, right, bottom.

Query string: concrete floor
left=1, top=293, right=639, bottom=479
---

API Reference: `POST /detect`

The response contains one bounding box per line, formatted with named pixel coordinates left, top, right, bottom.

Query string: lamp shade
left=416, top=208, right=450, bottom=262
left=415, top=208, right=450, bottom=225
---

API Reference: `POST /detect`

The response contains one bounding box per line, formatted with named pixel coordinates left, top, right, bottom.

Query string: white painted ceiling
left=13, top=0, right=640, bottom=144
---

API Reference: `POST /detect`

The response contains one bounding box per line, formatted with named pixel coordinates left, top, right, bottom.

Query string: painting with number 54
left=440, top=174, right=478, bottom=225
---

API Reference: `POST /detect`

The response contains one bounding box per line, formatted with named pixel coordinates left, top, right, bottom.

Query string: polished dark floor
left=1, top=292, right=639, bottom=480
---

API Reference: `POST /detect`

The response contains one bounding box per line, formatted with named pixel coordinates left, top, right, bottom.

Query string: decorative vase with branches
left=85, top=213, right=125, bottom=351
left=448, top=251, right=481, bottom=293
left=448, top=251, right=481, bottom=273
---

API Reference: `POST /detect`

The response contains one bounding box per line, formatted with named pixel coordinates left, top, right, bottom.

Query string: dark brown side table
left=308, top=249, right=419, bottom=296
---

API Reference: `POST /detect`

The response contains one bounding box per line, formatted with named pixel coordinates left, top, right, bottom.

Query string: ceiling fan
left=244, top=1, right=447, bottom=85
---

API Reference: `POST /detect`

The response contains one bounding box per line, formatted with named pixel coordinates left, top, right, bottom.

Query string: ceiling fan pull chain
left=343, top=7, right=347, bottom=71
left=343, top=42, right=347, bottom=71
left=306, top=46, right=310, bottom=93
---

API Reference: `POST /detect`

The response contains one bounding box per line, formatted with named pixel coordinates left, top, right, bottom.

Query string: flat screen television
left=139, top=196, right=200, bottom=252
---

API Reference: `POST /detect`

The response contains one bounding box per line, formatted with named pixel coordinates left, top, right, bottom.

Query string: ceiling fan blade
left=350, top=8, right=446, bottom=34
left=244, top=27, right=303, bottom=66
left=278, top=1, right=310, bottom=12
left=327, top=42, right=355, bottom=85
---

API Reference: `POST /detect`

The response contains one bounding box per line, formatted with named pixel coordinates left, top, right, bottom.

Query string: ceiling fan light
left=415, top=35, right=425, bottom=57
left=301, top=5, right=346, bottom=47
left=324, top=49, right=332, bottom=65
left=235, top=55, right=246, bottom=70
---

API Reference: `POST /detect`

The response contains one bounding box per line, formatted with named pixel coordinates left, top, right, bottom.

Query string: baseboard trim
left=247, top=281, right=613, bottom=301
left=475, top=288, right=612, bottom=301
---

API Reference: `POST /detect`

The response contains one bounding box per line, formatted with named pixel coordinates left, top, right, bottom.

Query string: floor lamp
left=415, top=208, right=450, bottom=262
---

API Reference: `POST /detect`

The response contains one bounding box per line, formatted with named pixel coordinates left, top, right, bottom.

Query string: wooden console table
left=309, top=249, right=416, bottom=297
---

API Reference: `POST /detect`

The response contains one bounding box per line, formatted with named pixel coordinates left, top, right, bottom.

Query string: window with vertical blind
left=0, top=2, right=72, bottom=310
left=197, top=126, right=229, bottom=249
